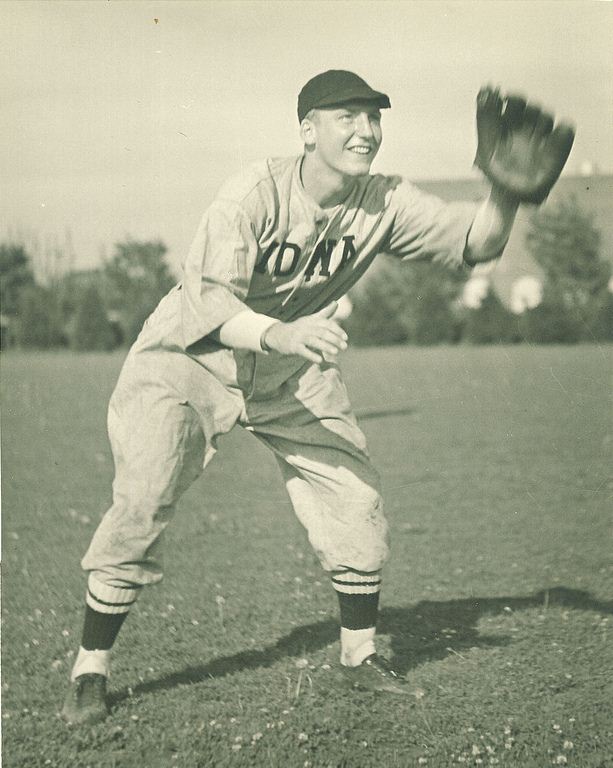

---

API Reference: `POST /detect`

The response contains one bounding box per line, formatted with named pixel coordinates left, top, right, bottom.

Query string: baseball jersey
left=87, top=157, right=481, bottom=590
left=180, top=155, right=477, bottom=351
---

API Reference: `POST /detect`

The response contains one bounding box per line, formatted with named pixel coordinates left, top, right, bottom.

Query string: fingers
left=477, top=85, right=502, bottom=118
left=295, top=322, right=348, bottom=361
left=316, top=325, right=348, bottom=355
left=534, top=111, right=554, bottom=139
left=503, top=95, right=527, bottom=127
left=523, top=103, right=542, bottom=131
left=317, top=325, right=348, bottom=347
left=305, top=333, right=346, bottom=357
left=296, top=344, right=323, bottom=364
left=297, top=333, right=345, bottom=364
left=295, top=314, right=348, bottom=344
left=283, top=304, right=350, bottom=363
left=310, top=320, right=347, bottom=344
left=546, top=123, right=576, bottom=172
left=551, top=122, right=576, bottom=152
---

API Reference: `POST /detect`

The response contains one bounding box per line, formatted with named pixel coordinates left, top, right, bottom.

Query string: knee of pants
left=81, top=500, right=171, bottom=587
left=86, top=404, right=207, bottom=585
left=292, top=479, right=390, bottom=574
left=328, top=488, right=390, bottom=573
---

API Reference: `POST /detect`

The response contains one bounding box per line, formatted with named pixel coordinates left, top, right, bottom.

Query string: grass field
left=2, top=345, right=612, bottom=768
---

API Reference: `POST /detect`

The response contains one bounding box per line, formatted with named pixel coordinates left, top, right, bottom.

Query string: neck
left=300, top=153, right=357, bottom=208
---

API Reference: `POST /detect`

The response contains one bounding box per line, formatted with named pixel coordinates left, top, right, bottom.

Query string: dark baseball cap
left=297, top=70, right=391, bottom=122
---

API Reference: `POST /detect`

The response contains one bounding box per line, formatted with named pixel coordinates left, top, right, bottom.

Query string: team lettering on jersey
left=254, top=236, right=358, bottom=282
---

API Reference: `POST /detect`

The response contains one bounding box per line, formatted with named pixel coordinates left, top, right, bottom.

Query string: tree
left=524, top=196, right=611, bottom=341
left=344, top=258, right=410, bottom=345
left=102, top=239, right=176, bottom=345
left=0, top=244, right=35, bottom=317
left=461, top=287, right=517, bottom=344
left=70, top=284, right=117, bottom=351
left=405, top=260, right=465, bottom=344
left=590, top=290, right=613, bottom=342
left=345, top=256, right=466, bottom=346
left=518, top=300, right=584, bottom=344
left=16, top=284, right=65, bottom=348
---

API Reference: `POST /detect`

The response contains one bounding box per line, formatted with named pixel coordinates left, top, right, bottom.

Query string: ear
left=300, top=117, right=317, bottom=147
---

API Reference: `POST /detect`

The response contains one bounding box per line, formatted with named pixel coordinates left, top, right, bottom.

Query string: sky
left=2, top=0, right=612, bottom=275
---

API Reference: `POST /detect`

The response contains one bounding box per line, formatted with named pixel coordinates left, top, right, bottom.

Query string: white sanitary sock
left=70, top=647, right=111, bottom=681
left=340, top=626, right=376, bottom=667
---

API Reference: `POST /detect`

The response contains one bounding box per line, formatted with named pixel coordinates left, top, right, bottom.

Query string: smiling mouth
left=348, top=146, right=373, bottom=155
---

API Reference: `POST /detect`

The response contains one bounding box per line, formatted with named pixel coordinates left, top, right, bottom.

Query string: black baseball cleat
left=342, top=653, right=410, bottom=695
left=61, top=673, right=109, bottom=726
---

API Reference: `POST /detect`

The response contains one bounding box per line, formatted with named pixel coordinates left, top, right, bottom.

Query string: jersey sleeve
left=383, top=180, right=479, bottom=269
left=181, top=198, right=259, bottom=350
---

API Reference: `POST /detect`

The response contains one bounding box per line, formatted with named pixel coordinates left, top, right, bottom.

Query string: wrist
left=489, top=184, right=521, bottom=211
left=260, top=322, right=282, bottom=352
left=217, top=310, right=279, bottom=353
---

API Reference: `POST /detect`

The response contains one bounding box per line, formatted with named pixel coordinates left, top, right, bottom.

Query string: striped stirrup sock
left=81, top=575, right=141, bottom=651
left=331, top=569, right=382, bottom=630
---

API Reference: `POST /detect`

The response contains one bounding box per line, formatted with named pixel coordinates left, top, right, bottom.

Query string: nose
left=355, top=112, right=375, bottom=139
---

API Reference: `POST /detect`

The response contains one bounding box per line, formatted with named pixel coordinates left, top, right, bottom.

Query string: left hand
left=474, top=86, right=575, bottom=205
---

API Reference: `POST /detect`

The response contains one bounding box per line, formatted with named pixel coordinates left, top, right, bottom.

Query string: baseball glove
left=474, top=86, right=575, bottom=204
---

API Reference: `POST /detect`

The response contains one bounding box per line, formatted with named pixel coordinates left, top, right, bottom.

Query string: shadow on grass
left=380, top=586, right=612, bottom=675
left=354, top=405, right=414, bottom=421
left=108, top=586, right=611, bottom=707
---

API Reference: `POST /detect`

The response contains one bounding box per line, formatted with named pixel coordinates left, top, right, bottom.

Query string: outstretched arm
left=464, top=85, right=575, bottom=267
left=464, top=185, right=519, bottom=266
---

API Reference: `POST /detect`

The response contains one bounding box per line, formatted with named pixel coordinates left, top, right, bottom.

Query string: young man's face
left=303, top=100, right=383, bottom=179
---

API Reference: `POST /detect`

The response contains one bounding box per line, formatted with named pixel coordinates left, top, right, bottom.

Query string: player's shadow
left=108, top=586, right=611, bottom=707
left=354, top=404, right=414, bottom=421
left=379, top=586, right=613, bottom=675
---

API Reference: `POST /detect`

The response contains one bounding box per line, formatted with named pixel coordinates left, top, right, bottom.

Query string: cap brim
left=314, top=87, right=391, bottom=111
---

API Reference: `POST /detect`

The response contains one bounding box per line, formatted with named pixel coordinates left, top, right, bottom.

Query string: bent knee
left=315, top=491, right=390, bottom=573
left=347, top=493, right=390, bottom=571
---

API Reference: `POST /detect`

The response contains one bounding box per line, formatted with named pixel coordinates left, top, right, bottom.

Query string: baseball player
left=61, top=70, right=574, bottom=725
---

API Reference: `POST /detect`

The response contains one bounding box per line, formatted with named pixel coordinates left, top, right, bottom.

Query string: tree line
left=0, top=239, right=175, bottom=350
left=1, top=196, right=611, bottom=351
